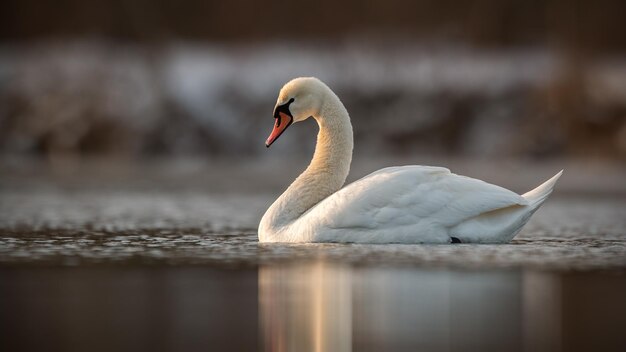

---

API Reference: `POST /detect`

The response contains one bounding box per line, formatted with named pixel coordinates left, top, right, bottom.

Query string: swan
left=259, top=77, right=562, bottom=243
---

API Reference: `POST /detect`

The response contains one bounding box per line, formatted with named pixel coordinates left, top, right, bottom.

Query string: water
left=1, top=265, right=624, bottom=352
left=1, top=160, right=625, bottom=351
left=0, top=229, right=625, bottom=269
left=0, top=191, right=624, bottom=269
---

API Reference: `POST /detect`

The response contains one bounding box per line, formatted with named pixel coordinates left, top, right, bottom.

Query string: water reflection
left=0, top=264, right=624, bottom=351
left=259, top=263, right=625, bottom=352
left=259, top=262, right=352, bottom=352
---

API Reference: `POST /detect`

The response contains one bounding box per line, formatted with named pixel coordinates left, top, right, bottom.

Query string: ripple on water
left=0, top=195, right=624, bottom=269
left=0, top=230, right=624, bottom=270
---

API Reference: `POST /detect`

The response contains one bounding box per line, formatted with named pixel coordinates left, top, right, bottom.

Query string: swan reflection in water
left=259, top=262, right=352, bottom=352
left=258, top=262, right=579, bottom=352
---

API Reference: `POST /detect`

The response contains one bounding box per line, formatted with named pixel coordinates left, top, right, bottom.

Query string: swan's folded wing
left=303, top=166, right=527, bottom=231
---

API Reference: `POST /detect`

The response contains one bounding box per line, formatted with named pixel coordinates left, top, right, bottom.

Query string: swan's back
left=294, top=165, right=548, bottom=243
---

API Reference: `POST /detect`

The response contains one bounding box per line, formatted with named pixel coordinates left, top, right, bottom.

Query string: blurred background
left=0, top=0, right=625, bottom=164
left=1, top=2, right=626, bottom=352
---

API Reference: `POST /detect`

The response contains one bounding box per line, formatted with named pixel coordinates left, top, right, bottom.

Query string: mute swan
left=259, top=77, right=562, bottom=244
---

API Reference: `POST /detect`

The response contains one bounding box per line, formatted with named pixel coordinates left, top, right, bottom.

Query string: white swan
left=259, top=77, right=562, bottom=244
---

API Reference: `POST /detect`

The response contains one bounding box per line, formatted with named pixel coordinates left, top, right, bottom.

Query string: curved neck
left=262, top=92, right=353, bottom=231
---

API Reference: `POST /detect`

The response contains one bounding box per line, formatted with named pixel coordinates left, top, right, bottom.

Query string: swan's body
left=259, top=77, right=562, bottom=243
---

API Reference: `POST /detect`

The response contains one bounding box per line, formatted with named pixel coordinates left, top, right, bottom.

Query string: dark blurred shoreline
left=1, top=41, right=625, bottom=161
left=2, top=0, right=626, bottom=53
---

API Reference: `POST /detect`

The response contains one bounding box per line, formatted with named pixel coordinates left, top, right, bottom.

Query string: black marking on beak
left=266, top=98, right=295, bottom=148
left=273, top=97, right=295, bottom=118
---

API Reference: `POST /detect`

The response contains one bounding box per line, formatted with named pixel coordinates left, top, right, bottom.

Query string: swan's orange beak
left=266, top=112, right=293, bottom=147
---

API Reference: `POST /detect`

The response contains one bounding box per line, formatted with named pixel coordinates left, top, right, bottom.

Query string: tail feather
left=451, top=170, right=563, bottom=243
left=522, top=170, right=563, bottom=207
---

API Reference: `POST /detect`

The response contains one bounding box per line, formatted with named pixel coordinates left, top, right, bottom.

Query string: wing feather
left=302, top=166, right=526, bottom=235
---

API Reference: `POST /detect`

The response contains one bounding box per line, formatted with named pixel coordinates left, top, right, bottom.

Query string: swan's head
left=266, top=77, right=327, bottom=147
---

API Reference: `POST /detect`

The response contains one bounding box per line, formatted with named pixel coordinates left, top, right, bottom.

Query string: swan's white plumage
left=259, top=77, right=562, bottom=244
left=295, top=166, right=540, bottom=243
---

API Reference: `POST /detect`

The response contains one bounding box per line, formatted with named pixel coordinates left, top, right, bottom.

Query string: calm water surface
left=1, top=178, right=625, bottom=351
left=1, top=263, right=624, bottom=352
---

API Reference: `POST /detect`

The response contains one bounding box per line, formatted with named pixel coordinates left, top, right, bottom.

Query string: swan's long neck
left=261, top=91, right=353, bottom=234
